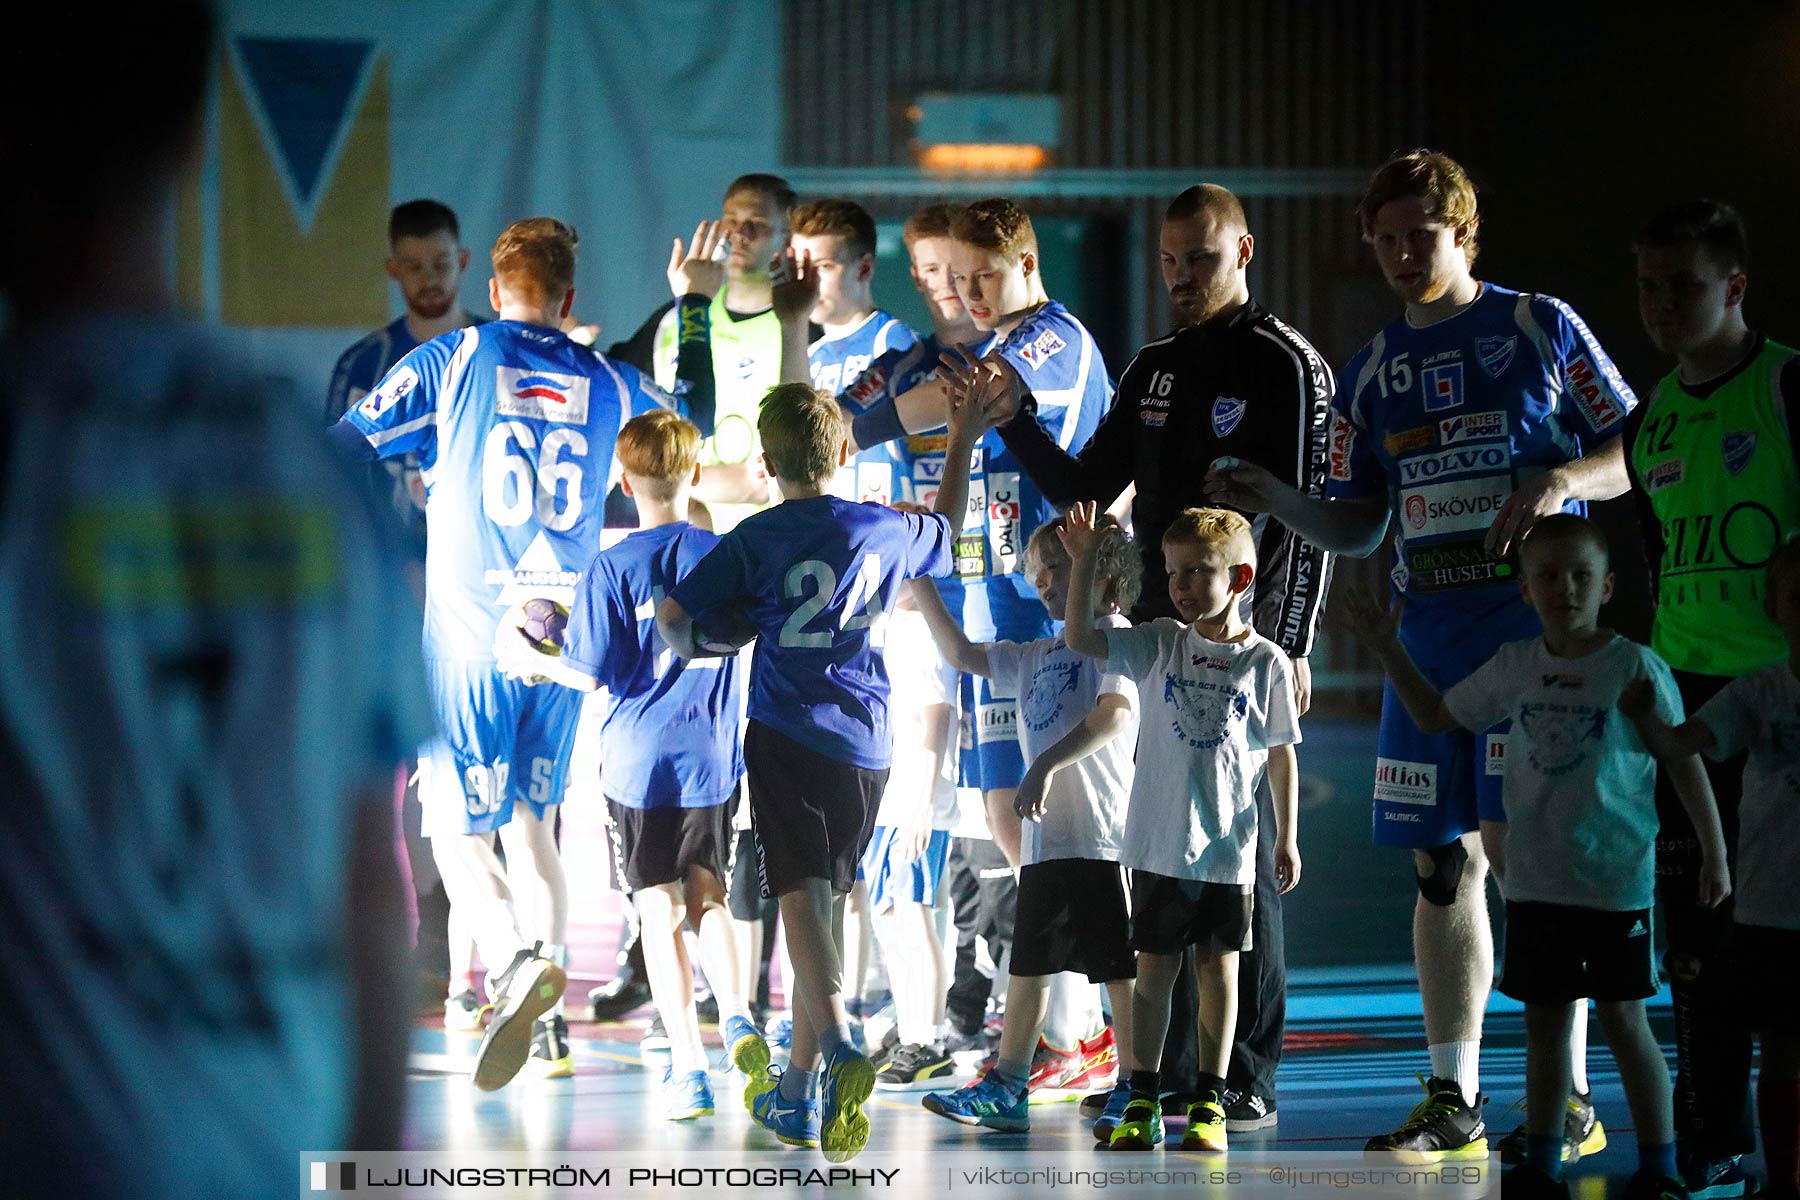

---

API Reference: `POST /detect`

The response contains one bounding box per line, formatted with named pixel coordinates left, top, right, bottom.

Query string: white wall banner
left=180, top=0, right=781, bottom=403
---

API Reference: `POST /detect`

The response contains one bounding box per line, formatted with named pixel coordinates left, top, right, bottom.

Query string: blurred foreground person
left=0, top=6, right=427, bottom=1196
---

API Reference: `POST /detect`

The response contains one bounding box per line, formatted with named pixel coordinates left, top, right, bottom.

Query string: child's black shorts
left=1127, top=870, right=1254, bottom=956
left=605, top=794, right=733, bottom=893
left=1498, top=900, right=1657, bottom=1004
left=1010, top=858, right=1137, bottom=982
left=743, top=720, right=886, bottom=898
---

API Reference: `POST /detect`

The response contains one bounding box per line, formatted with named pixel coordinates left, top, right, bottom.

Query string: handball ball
left=515, top=597, right=569, bottom=655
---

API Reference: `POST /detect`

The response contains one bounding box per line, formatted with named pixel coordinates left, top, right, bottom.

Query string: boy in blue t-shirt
left=658, top=381, right=983, bottom=1161
left=496, top=411, right=766, bottom=1122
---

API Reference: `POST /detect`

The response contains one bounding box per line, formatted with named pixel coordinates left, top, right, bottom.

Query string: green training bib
left=1632, top=339, right=1800, bottom=674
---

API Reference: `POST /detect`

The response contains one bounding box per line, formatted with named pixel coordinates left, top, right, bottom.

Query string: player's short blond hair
left=790, top=198, right=876, bottom=261
left=758, top=383, right=844, bottom=485
left=1163, top=507, right=1256, bottom=567
left=1356, top=149, right=1481, bottom=265
left=903, top=203, right=962, bottom=248
left=952, top=198, right=1037, bottom=264
left=1026, top=511, right=1142, bottom=614
left=491, top=217, right=577, bottom=302
left=615, top=410, right=702, bottom=502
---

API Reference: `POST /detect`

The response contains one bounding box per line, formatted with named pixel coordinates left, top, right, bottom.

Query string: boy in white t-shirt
left=1349, top=513, right=1730, bottom=1198
left=1063, top=503, right=1302, bottom=1155
left=1626, top=539, right=1800, bottom=1200
left=913, top=510, right=1144, bottom=1134
left=862, top=599, right=961, bottom=1091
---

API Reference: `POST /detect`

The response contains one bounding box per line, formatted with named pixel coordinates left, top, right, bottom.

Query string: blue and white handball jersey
left=1328, top=283, right=1636, bottom=668
left=671, top=497, right=954, bottom=769
left=337, top=319, right=678, bottom=661
left=811, top=309, right=919, bottom=508
left=562, top=521, right=743, bottom=810
left=969, top=300, right=1112, bottom=642
left=836, top=331, right=997, bottom=621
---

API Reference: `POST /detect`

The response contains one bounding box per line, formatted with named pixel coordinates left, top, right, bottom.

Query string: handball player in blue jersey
left=325, top=197, right=483, bottom=1036
left=837, top=198, right=1115, bottom=869
left=1207, top=150, right=1637, bottom=1161
left=658, top=380, right=985, bottom=1160
left=333, top=217, right=707, bottom=1091
left=494, top=410, right=767, bottom=1121
left=789, top=198, right=920, bottom=508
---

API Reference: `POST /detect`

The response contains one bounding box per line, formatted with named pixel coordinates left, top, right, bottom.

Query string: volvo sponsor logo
left=1398, top=446, right=1508, bottom=485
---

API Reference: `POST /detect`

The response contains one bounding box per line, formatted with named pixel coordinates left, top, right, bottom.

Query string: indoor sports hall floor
left=399, top=719, right=1771, bottom=1197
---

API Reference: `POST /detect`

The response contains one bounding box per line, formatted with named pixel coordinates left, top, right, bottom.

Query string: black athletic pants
left=1656, top=669, right=1755, bottom=1162
left=944, top=837, right=1016, bottom=1035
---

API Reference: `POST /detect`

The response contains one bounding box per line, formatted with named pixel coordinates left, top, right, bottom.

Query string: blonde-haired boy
left=497, top=410, right=765, bottom=1119
left=657, top=381, right=984, bottom=1160
left=1061, top=503, right=1301, bottom=1154
left=913, top=509, right=1144, bottom=1132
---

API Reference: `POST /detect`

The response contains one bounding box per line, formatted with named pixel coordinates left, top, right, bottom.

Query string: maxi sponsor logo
left=1565, top=355, right=1626, bottom=431
left=1397, top=445, right=1508, bottom=486
left=1329, top=412, right=1356, bottom=481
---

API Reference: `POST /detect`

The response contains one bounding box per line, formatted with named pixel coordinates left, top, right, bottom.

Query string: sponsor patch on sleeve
left=1329, top=412, right=1356, bottom=481
left=1564, top=354, right=1626, bottom=431
left=358, top=365, right=418, bottom=420
left=1015, top=328, right=1067, bottom=370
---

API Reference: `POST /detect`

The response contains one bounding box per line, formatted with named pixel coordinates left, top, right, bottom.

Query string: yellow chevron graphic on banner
left=207, top=47, right=390, bottom=327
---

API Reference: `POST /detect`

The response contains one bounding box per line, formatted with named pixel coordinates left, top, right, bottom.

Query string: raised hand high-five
left=1056, top=499, right=1104, bottom=562
left=937, top=346, right=1024, bottom=431
left=769, top=245, right=818, bottom=325
left=667, top=219, right=727, bottom=300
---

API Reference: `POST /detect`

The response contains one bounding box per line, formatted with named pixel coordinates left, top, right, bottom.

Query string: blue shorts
left=1372, top=663, right=1510, bottom=850
left=421, top=659, right=584, bottom=835
left=958, top=671, right=1023, bottom=792
left=860, top=826, right=952, bottom=912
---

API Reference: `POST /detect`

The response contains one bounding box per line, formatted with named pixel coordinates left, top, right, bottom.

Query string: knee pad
left=1416, top=840, right=1468, bottom=907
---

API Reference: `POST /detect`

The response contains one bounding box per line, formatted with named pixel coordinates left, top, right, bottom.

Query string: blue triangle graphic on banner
left=234, top=36, right=375, bottom=210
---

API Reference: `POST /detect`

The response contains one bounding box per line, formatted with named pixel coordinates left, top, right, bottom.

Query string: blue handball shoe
left=818, top=1044, right=877, bottom=1162
left=662, top=1067, right=714, bottom=1121
left=723, top=1015, right=773, bottom=1108
left=921, top=1069, right=1030, bottom=1133
left=751, top=1068, right=820, bottom=1148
